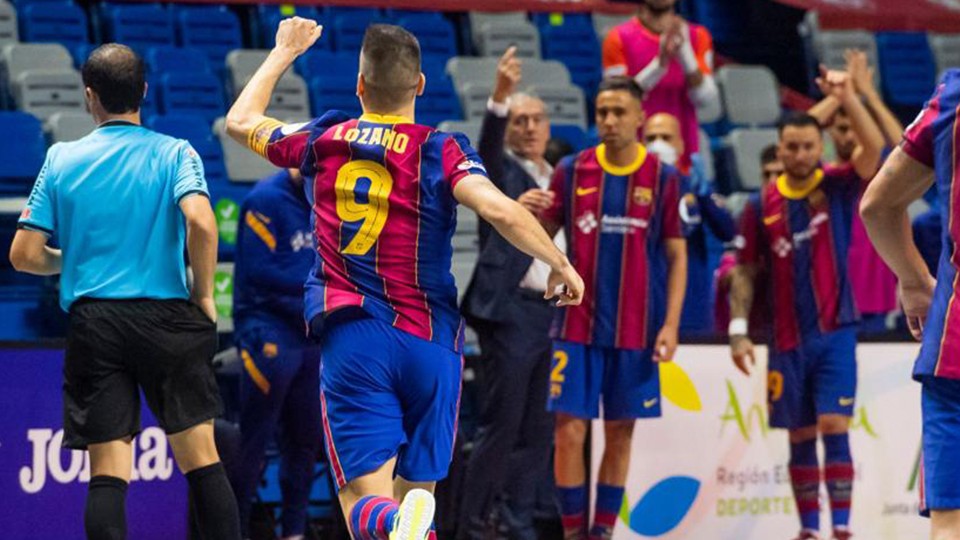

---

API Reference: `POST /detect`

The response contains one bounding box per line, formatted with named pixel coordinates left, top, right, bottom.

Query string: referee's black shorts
left=62, top=298, right=223, bottom=450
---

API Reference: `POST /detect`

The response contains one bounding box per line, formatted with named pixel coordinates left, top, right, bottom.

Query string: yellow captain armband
left=247, top=118, right=286, bottom=159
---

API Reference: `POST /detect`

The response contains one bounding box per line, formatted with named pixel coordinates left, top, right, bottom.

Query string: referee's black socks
left=85, top=475, right=128, bottom=540
left=186, top=461, right=241, bottom=540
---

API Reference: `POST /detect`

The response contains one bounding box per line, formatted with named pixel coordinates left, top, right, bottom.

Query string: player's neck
left=94, top=111, right=141, bottom=127
left=362, top=105, right=415, bottom=123
left=603, top=141, right=640, bottom=168
left=637, top=7, right=674, bottom=34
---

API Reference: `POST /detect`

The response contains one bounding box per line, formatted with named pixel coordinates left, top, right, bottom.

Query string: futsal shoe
left=792, top=530, right=821, bottom=540
left=389, top=488, right=435, bottom=540
left=833, top=528, right=853, bottom=540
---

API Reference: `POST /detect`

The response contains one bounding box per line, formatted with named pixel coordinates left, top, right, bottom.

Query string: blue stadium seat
left=175, top=6, right=243, bottom=68
left=0, top=112, right=45, bottom=194
left=145, top=45, right=212, bottom=74
left=157, top=72, right=225, bottom=122
left=383, top=9, right=443, bottom=22
left=540, top=24, right=602, bottom=97
left=876, top=32, right=937, bottom=108
left=309, top=74, right=362, bottom=118
left=101, top=4, right=175, bottom=55
left=295, top=50, right=356, bottom=80
left=18, top=2, right=88, bottom=50
left=396, top=16, right=457, bottom=57
left=323, top=6, right=381, bottom=19
left=551, top=124, right=588, bottom=152
left=258, top=5, right=326, bottom=49
left=70, top=43, right=95, bottom=68
left=531, top=12, right=592, bottom=32
left=418, top=78, right=461, bottom=127
left=331, top=11, right=387, bottom=52
left=421, top=54, right=449, bottom=83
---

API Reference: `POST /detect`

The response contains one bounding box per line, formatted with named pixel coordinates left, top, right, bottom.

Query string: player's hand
left=492, top=46, right=522, bottom=104
left=659, top=17, right=684, bottom=63
left=844, top=49, right=875, bottom=95
left=653, top=324, right=679, bottom=363
left=545, top=261, right=584, bottom=307
left=816, top=65, right=855, bottom=102
left=192, top=295, right=218, bottom=324
left=517, top=188, right=554, bottom=214
left=730, top=335, right=756, bottom=376
left=900, top=274, right=936, bottom=341
left=274, top=17, right=323, bottom=58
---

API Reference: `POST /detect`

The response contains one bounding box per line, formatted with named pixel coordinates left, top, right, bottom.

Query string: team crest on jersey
left=807, top=189, right=827, bottom=208
left=633, top=187, right=653, bottom=206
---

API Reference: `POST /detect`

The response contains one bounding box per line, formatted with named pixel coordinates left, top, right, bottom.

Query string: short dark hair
left=760, top=144, right=779, bottom=165
left=81, top=44, right=145, bottom=114
left=597, top=76, right=645, bottom=103
left=777, top=112, right=822, bottom=136
left=360, top=24, right=421, bottom=112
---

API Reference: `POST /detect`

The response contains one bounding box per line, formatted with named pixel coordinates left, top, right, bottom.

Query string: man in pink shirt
left=602, top=0, right=720, bottom=170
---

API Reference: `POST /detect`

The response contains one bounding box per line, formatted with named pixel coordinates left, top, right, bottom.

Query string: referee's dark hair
left=360, top=24, right=422, bottom=112
left=81, top=44, right=146, bottom=114
left=598, top=76, right=646, bottom=103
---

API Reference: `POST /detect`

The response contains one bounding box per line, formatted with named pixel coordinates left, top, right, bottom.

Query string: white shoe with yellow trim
left=388, top=488, right=435, bottom=540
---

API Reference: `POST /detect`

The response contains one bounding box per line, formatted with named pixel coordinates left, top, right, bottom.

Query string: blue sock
left=823, top=433, right=853, bottom=529
left=789, top=439, right=820, bottom=532
left=557, top=484, right=587, bottom=538
left=349, top=496, right=398, bottom=540
left=590, top=484, right=624, bottom=539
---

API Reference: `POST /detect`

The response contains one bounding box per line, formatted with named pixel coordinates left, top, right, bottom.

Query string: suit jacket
left=461, top=109, right=543, bottom=325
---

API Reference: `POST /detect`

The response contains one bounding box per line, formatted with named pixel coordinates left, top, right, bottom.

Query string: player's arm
left=239, top=200, right=305, bottom=296
left=807, top=95, right=841, bottom=128
left=728, top=197, right=762, bottom=375
left=819, top=66, right=884, bottom=179
left=9, top=230, right=61, bottom=275
left=181, top=194, right=219, bottom=322
left=10, top=149, right=61, bottom=275
left=654, top=238, right=687, bottom=362
left=454, top=174, right=583, bottom=306
left=860, top=147, right=936, bottom=339
left=681, top=24, right=720, bottom=110
left=225, top=17, right=322, bottom=154
left=846, top=49, right=903, bottom=146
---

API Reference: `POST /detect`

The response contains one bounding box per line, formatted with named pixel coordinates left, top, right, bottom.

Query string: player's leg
left=319, top=315, right=424, bottom=540
left=548, top=341, right=601, bottom=540
left=230, top=335, right=299, bottom=538
left=592, top=348, right=658, bottom=540
left=814, top=328, right=857, bottom=540
left=136, top=300, right=239, bottom=539
left=62, top=300, right=140, bottom=540
left=276, top=345, right=322, bottom=539
left=769, top=346, right=820, bottom=539
left=920, top=376, right=960, bottom=540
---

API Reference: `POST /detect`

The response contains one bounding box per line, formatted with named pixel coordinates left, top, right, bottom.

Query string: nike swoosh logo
left=763, top=214, right=781, bottom=225
left=644, top=398, right=659, bottom=409
left=576, top=187, right=598, bottom=196
left=839, top=397, right=855, bottom=407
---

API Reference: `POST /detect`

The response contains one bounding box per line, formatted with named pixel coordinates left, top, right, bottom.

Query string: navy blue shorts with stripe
left=318, top=315, right=462, bottom=488
left=920, top=376, right=960, bottom=516
left=767, top=326, right=857, bottom=429
left=546, top=340, right=661, bottom=420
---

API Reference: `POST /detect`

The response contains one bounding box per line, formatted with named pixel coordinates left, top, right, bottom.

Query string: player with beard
left=727, top=68, right=883, bottom=540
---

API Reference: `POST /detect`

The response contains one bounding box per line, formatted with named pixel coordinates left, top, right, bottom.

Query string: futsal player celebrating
left=727, top=68, right=883, bottom=540
left=860, top=70, right=960, bottom=540
left=224, top=18, right=584, bottom=540
left=540, top=77, right=687, bottom=540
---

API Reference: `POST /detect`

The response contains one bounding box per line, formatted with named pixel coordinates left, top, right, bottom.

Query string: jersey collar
left=98, top=120, right=139, bottom=128
left=360, top=113, right=412, bottom=125
left=776, top=169, right=824, bottom=200
left=597, top=143, right=647, bottom=176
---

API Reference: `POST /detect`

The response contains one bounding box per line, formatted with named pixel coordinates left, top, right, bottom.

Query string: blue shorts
left=767, top=326, right=857, bottom=429
left=920, top=376, right=960, bottom=517
left=318, top=316, right=462, bottom=489
left=546, top=340, right=660, bottom=420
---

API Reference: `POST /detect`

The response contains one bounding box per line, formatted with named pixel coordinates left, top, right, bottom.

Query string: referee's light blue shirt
left=17, top=121, right=209, bottom=311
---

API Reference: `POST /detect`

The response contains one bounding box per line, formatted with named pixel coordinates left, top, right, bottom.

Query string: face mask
left=647, top=139, right=678, bottom=166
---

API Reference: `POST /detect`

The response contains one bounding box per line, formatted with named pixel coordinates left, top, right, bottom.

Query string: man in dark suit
left=457, top=47, right=563, bottom=540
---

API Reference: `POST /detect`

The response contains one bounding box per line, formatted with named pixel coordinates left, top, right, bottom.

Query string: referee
left=9, top=44, right=240, bottom=539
